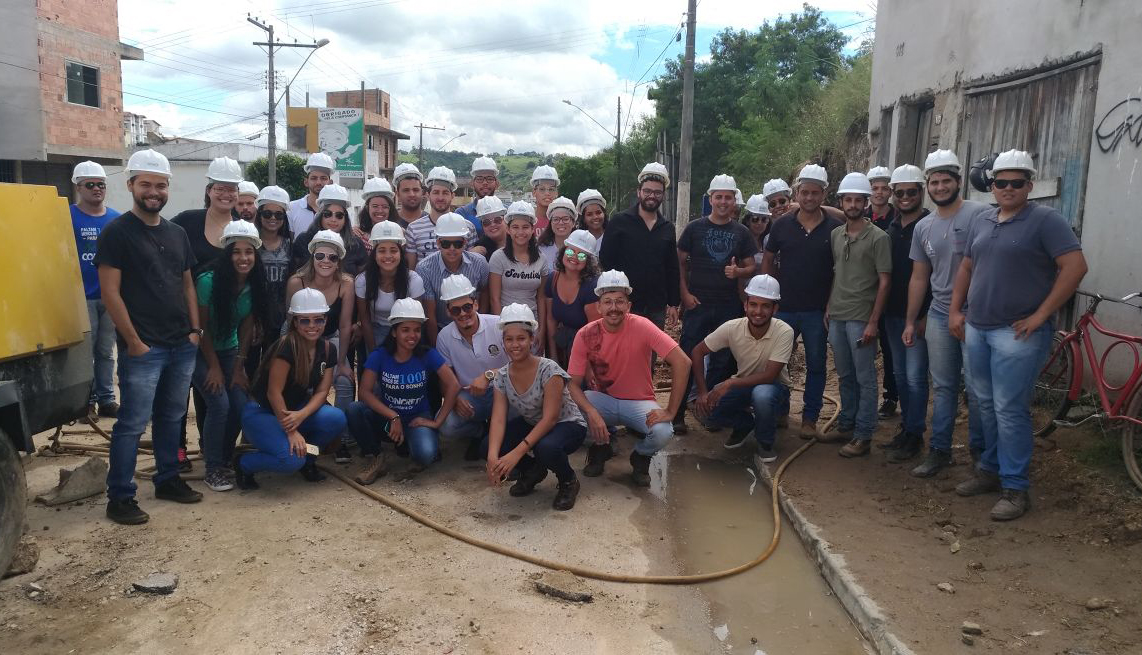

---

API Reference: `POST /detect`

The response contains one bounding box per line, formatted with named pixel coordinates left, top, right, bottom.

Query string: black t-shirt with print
left=677, top=217, right=757, bottom=304
left=250, top=337, right=337, bottom=410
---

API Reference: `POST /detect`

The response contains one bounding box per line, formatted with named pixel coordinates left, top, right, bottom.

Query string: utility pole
left=614, top=96, right=621, bottom=210
left=415, top=123, right=445, bottom=170
left=676, top=0, right=697, bottom=234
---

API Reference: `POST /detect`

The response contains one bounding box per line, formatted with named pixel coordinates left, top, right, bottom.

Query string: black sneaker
left=97, top=402, right=120, bottom=418
left=887, top=432, right=924, bottom=463
left=232, top=453, right=259, bottom=490
left=106, top=497, right=149, bottom=525
left=154, top=477, right=203, bottom=504
left=300, top=456, right=325, bottom=482
left=756, top=444, right=777, bottom=463
left=878, top=427, right=907, bottom=450
left=334, top=445, right=352, bottom=464
left=723, top=427, right=751, bottom=450
left=464, top=438, right=484, bottom=461
left=910, top=448, right=952, bottom=478
left=878, top=399, right=898, bottom=418
left=672, top=418, right=689, bottom=435
left=552, top=478, right=580, bottom=511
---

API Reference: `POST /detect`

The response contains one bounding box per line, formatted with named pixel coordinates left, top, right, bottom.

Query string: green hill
left=397, top=149, right=559, bottom=193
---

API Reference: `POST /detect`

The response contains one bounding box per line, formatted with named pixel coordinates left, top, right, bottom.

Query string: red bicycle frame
left=1053, top=294, right=1142, bottom=428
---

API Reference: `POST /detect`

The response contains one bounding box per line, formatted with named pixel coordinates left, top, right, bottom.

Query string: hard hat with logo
left=435, top=212, right=471, bottom=238
left=637, top=162, right=670, bottom=189
left=530, top=165, right=560, bottom=188
left=564, top=229, right=597, bottom=255
left=206, top=157, right=243, bottom=184
left=762, top=178, right=792, bottom=198
left=744, top=274, right=781, bottom=301
left=369, top=221, right=406, bottom=245
left=220, top=219, right=262, bottom=250
left=126, top=149, right=172, bottom=178
left=707, top=174, right=738, bottom=195
left=392, top=162, right=423, bottom=184
left=547, top=196, right=577, bottom=219
left=837, top=172, right=872, bottom=196
left=304, top=152, right=336, bottom=174
left=426, top=166, right=457, bottom=191
left=866, top=166, right=891, bottom=182
left=470, top=156, right=498, bottom=176
left=476, top=196, right=507, bottom=218
left=923, top=149, right=961, bottom=176
left=497, top=303, right=538, bottom=332
left=257, top=185, right=291, bottom=208
left=362, top=177, right=395, bottom=201
left=889, top=164, right=925, bottom=186
left=595, top=270, right=633, bottom=297
left=389, top=297, right=427, bottom=325
left=317, top=184, right=350, bottom=208
left=237, top=181, right=260, bottom=198
left=440, top=274, right=477, bottom=302
left=72, top=160, right=107, bottom=183
left=744, top=194, right=771, bottom=216
left=989, top=149, right=1036, bottom=177
left=308, top=229, right=347, bottom=257
left=505, top=200, right=536, bottom=225
left=796, top=164, right=829, bottom=188
left=576, top=188, right=606, bottom=214
left=288, top=288, right=330, bottom=316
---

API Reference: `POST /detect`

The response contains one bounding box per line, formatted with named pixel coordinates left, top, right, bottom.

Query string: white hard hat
left=762, top=178, right=792, bottom=198
left=744, top=194, right=770, bottom=216
left=220, top=219, right=262, bottom=250
left=476, top=195, right=507, bottom=218
left=989, top=149, right=1036, bottom=177
left=497, top=303, right=538, bottom=332
left=288, top=288, right=330, bottom=316
left=237, top=181, right=260, bottom=198
left=434, top=212, right=471, bottom=238
left=530, top=165, right=560, bottom=187
left=547, top=196, right=577, bottom=219
left=389, top=297, right=427, bottom=324
left=837, top=172, right=872, bottom=196
left=362, top=177, right=395, bottom=201
left=637, top=162, right=670, bottom=189
left=889, top=164, right=925, bottom=186
left=505, top=200, right=536, bottom=225
left=308, top=229, right=347, bottom=257
left=744, top=274, right=781, bottom=301
left=595, top=270, right=632, bottom=297
left=72, top=160, right=107, bottom=183
left=257, top=185, right=291, bottom=208
left=707, top=174, right=738, bottom=195
left=564, top=229, right=597, bottom=255
left=866, top=166, right=891, bottom=182
left=206, top=157, right=243, bottom=184
left=923, top=149, right=961, bottom=176
left=317, top=184, right=350, bottom=208
left=126, top=149, right=171, bottom=178
left=392, top=162, right=423, bottom=184
left=796, top=164, right=829, bottom=188
left=369, top=221, right=406, bottom=245
left=440, top=274, right=477, bottom=302
left=304, top=152, right=336, bottom=174
left=470, top=156, right=498, bottom=176
left=576, top=188, right=606, bottom=214
left=734, top=189, right=744, bottom=206
left=426, top=166, right=457, bottom=191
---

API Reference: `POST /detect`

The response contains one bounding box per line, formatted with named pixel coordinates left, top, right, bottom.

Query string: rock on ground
left=133, top=573, right=179, bottom=595
left=534, top=570, right=593, bottom=603
left=2, top=537, right=39, bottom=579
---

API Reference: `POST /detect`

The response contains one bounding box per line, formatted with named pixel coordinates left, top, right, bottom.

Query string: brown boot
left=838, top=439, right=870, bottom=458
left=799, top=418, right=818, bottom=440
left=955, top=470, right=1001, bottom=497
left=354, top=453, right=388, bottom=485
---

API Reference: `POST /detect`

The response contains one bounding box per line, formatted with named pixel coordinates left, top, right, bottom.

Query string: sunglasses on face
left=563, top=248, right=588, bottom=262
left=447, top=302, right=475, bottom=317
left=748, top=215, right=769, bottom=223
left=993, top=179, right=1028, bottom=190
left=480, top=215, right=505, bottom=226
left=893, top=188, right=920, bottom=198
left=768, top=197, right=789, bottom=208
left=438, top=239, right=466, bottom=250
left=259, top=209, right=285, bottom=220
left=312, top=252, right=341, bottom=263
left=297, top=316, right=327, bottom=327
left=82, top=181, right=106, bottom=190
left=320, top=210, right=347, bottom=220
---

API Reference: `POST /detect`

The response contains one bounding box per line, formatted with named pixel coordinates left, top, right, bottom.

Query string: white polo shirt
left=287, top=196, right=318, bottom=236
left=436, top=313, right=509, bottom=385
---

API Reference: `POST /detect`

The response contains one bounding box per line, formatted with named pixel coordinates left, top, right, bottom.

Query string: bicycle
left=1031, top=290, right=1142, bottom=490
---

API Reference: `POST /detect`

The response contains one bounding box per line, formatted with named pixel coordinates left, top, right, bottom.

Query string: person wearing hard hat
left=470, top=196, right=508, bottom=261
left=355, top=221, right=427, bottom=354
left=762, top=178, right=793, bottom=219
left=357, top=177, right=397, bottom=243
left=490, top=201, right=550, bottom=352
left=293, top=184, right=368, bottom=276
left=485, top=304, right=587, bottom=511
left=70, top=160, right=122, bottom=421
left=825, top=172, right=892, bottom=458
left=598, top=162, right=681, bottom=330
left=538, top=196, right=578, bottom=269
left=407, top=166, right=475, bottom=265
left=530, top=165, right=560, bottom=237
left=543, top=230, right=600, bottom=368
left=690, top=275, right=794, bottom=461
left=287, top=152, right=336, bottom=235
left=393, top=162, right=427, bottom=228
left=564, top=271, right=692, bottom=486
left=416, top=213, right=491, bottom=344
left=349, top=297, right=460, bottom=477
left=676, top=174, right=759, bottom=433
left=437, top=274, right=510, bottom=461
left=236, top=288, right=347, bottom=489
left=761, top=163, right=843, bottom=439
left=948, top=149, right=1086, bottom=521
left=742, top=194, right=772, bottom=261
left=236, top=181, right=260, bottom=222
left=95, top=149, right=204, bottom=523
left=456, top=156, right=500, bottom=236
left=246, top=186, right=294, bottom=386
left=864, top=165, right=901, bottom=422
left=575, top=189, right=607, bottom=254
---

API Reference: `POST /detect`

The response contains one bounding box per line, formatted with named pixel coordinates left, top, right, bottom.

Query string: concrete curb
left=755, top=454, right=918, bottom=655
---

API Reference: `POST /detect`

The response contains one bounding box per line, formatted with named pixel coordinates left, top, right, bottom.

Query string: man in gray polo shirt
left=827, top=172, right=891, bottom=458
left=949, top=149, right=1086, bottom=521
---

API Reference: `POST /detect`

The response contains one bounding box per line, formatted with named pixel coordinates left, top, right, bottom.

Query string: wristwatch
left=483, top=370, right=496, bottom=382
left=190, top=327, right=204, bottom=337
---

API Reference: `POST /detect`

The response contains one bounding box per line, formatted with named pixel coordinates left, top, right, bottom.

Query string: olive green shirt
left=828, top=221, right=892, bottom=322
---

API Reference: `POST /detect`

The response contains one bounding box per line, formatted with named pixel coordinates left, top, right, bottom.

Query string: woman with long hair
left=575, top=189, right=607, bottom=255
left=355, top=221, right=427, bottom=353
left=544, top=230, right=600, bottom=367
left=292, top=184, right=368, bottom=275
left=484, top=304, right=586, bottom=511
left=743, top=194, right=773, bottom=265
left=356, top=177, right=400, bottom=240
left=489, top=201, right=549, bottom=351
left=236, top=288, right=346, bottom=488
left=250, top=186, right=293, bottom=373
left=538, top=196, right=577, bottom=268
left=469, top=196, right=507, bottom=261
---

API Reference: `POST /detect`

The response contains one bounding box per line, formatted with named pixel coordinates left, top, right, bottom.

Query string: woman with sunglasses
left=544, top=230, right=600, bottom=368
left=236, top=288, right=346, bottom=488
left=485, top=304, right=586, bottom=511
left=742, top=194, right=773, bottom=266
left=355, top=221, right=426, bottom=353
left=470, top=196, right=508, bottom=261
left=292, top=184, right=367, bottom=276
left=490, top=201, right=550, bottom=352
left=191, top=221, right=268, bottom=491
left=762, top=178, right=793, bottom=219
left=252, top=186, right=294, bottom=333
left=538, top=197, right=578, bottom=269
left=575, top=189, right=607, bottom=255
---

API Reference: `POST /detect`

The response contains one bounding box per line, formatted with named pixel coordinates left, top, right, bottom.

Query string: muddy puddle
left=643, top=454, right=871, bottom=655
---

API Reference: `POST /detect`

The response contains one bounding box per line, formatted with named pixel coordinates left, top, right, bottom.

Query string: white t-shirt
left=354, top=270, right=426, bottom=327
left=489, top=248, right=549, bottom=315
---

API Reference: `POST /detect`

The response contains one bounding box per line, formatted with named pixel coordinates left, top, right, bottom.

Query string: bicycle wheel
left=1121, top=390, right=1142, bottom=492
left=1032, top=335, right=1074, bottom=438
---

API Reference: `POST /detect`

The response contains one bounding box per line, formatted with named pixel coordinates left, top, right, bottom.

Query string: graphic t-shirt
left=568, top=314, right=678, bottom=400
left=71, top=205, right=120, bottom=299
left=677, top=217, right=757, bottom=304
left=250, top=337, right=336, bottom=410
left=195, top=270, right=252, bottom=351
left=489, top=248, right=550, bottom=315
left=259, top=237, right=292, bottom=333
left=493, top=357, right=585, bottom=426
left=363, top=347, right=446, bottom=419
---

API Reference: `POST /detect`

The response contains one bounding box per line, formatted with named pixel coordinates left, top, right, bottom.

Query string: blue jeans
left=484, top=417, right=587, bottom=482
left=87, top=299, right=117, bottom=405
left=828, top=319, right=879, bottom=440
left=965, top=323, right=1053, bottom=491
left=775, top=310, right=828, bottom=420
left=926, top=309, right=984, bottom=453
left=107, top=341, right=197, bottom=500
left=439, top=390, right=495, bottom=441
left=238, top=402, right=345, bottom=474
left=708, top=382, right=790, bottom=448
left=345, top=403, right=440, bottom=466
left=883, top=316, right=929, bottom=435
left=191, top=348, right=247, bottom=473
left=584, top=391, right=673, bottom=455
left=677, top=301, right=742, bottom=420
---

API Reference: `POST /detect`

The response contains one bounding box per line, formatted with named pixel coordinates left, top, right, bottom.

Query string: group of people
left=71, top=140, right=1083, bottom=526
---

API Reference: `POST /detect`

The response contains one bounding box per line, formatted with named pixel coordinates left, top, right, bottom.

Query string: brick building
left=288, top=87, right=409, bottom=185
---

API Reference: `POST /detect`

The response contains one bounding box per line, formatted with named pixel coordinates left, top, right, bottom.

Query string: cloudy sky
left=119, top=0, right=873, bottom=157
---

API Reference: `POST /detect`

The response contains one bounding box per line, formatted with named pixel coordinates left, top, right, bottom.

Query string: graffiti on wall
left=1095, top=97, right=1142, bottom=153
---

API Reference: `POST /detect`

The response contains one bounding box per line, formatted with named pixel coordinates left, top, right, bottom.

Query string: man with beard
left=901, top=150, right=990, bottom=478
left=690, top=275, right=793, bottom=462
left=287, top=152, right=335, bottom=235
left=407, top=166, right=475, bottom=264
left=827, top=172, right=891, bottom=458
left=865, top=166, right=900, bottom=420
left=95, top=149, right=204, bottom=524
left=235, top=181, right=259, bottom=222
left=598, top=162, right=680, bottom=330
left=417, top=213, right=490, bottom=344
left=456, top=156, right=498, bottom=238
left=393, top=162, right=426, bottom=229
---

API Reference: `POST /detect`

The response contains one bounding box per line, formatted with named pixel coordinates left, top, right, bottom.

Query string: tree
left=245, top=153, right=307, bottom=200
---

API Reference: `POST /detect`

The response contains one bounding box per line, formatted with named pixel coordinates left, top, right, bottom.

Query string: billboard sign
left=318, top=108, right=364, bottom=179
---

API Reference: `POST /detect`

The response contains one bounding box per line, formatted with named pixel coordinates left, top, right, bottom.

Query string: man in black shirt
left=95, top=149, right=204, bottom=525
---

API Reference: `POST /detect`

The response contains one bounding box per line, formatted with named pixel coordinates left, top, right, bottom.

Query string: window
left=66, top=62, right=99, bottom=107
left=383, top=101, right=388, bottom=118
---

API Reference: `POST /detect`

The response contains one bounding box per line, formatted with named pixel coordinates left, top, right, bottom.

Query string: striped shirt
left=406, top=213, right=476, bottom=261
left=416, top=251, right=490, bottom=328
